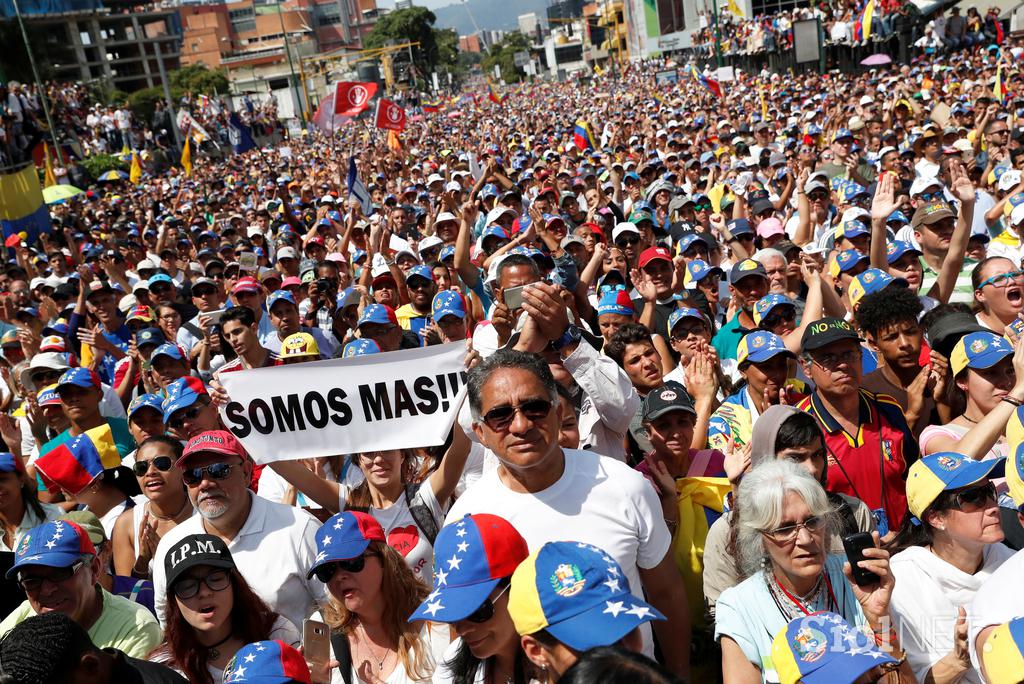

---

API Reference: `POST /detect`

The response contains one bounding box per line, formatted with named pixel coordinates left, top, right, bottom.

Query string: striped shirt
left=919, top=257, right=977, bottom=305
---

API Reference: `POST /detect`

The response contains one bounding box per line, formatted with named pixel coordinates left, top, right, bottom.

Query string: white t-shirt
left=338, top=480, right=445, bottom=584
left=968, top=547, right=1024, bottom=670
left=445, top=448, right=671, bottom=657
left=890, top=544, right=1013, bottom=683
left=152, top=492, right=327, bottom=632
left=431, top=637, right=544, bottom=684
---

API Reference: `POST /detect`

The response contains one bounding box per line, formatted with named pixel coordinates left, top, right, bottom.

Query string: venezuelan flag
left=422, top=99, right=441, bottom=113
left=487, top=79, right=507, bottom=105
left=36, top=423, right=122, bottom=495
left=995, top=63, right=1009, bottom=105
left=690, top=66, right=722, bottom=98
left=853, top=0, right=874, bottom=41
left=0, top=163, right=50, bottom=245
left=573, top=120, right=596, bottom=151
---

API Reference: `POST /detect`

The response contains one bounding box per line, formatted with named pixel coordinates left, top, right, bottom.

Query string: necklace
left=765, top=569, right=837, bottom=621
left=148, top=497, right=191, bottom=522
left=358, top=624, right=391, bottom=672
left=205, top=631, right=234, bottom=661
left=961, top=413, right=981, bottom=425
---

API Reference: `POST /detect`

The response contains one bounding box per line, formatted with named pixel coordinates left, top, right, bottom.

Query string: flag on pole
left=995, top=63, right=1009, bottom=105
left=690, top=66, right=722, bottom=98
left=42, top=143, right=56, bottom=188
left=373, top=99, right=407, bottom=132
left=129, top=150, right=142, bottom=185
left=422, top=98, right=441, bottom=113
left=226, top=112, right=258, bottom=154
left=333, top=82, right=378, bottom=117
left=573, top=120, right=596, bottom=151
left=853, top=0, right=874, bottom=41
left=726, top=0, right=744, bottom=17
left=180, top=136, right=192, bottom=177
left=347, top=157, right=373, bottom=215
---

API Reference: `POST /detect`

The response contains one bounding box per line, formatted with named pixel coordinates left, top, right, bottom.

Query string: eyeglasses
left=763, top=309, right=797, bottom=328
left=313, top=554, right=372, bottom=583
left=182, top=461, right=237, bottom=487
left=917, top=191, right=943, bottom=202
left=172, top=569, right=231, bottom=599
left=952, top=482, right=997, bottom=511
left=615, top=236, right=640, bottom=248
left=132, top=455, right=173, bottom=477
left=810, top=349, right=860, bottom=370
left=976, top=270, right=1024, bottom=290
left=18, top=560, right=85, bottom=593
left=693, top=203, right=712, bottom=212
left=408, top=280, right=435, bottom=291
left=808, top=191, right=829, bottom=201
left=762, top=515, right=827, bottom=543
left=169, top=402, right=208, bottom=430
left=481, top=398, right=554, bottom=431
left=465, top=583, right=511, bottom=624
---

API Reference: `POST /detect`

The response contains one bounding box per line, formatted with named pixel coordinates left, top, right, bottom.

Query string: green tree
left=169, top=64, right=229, bottom=96
left=481, top=32, right=531, bottom=84
left=364, top=6, right=456, bottom=83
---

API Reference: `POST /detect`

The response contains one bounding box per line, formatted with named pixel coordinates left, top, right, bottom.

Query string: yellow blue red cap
left=905, top=452, right=1004, bottom=520
left=771, top=612, right=896, bottom=684
left=981, top=617, right=1024, bottom=684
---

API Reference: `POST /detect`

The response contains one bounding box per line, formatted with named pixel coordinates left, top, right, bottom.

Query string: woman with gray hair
left=714, top=459, right=897, bottom=684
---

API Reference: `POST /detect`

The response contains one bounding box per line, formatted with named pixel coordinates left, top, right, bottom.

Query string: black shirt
left=109, top=649, right=188, bottom=684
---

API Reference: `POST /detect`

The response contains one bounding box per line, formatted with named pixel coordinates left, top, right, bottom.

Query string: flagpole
left=11, top=0, right=63, bottom=166
left=712, top=0, right=723, bottom=68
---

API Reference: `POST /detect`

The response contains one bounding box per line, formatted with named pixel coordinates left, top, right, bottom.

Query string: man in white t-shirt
left=448, top=348, right=691, bottom=678
left=151, top=430, right=326, bottom=631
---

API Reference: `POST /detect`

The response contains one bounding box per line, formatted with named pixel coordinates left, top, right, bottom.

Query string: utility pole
left=712, top=0, right=723, bottom=68
left=154, top=41, right=182, bottom=151
left=276, top=0, right=305, bottom=125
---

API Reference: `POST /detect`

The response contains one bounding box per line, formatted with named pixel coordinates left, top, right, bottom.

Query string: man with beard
left=150, top=430, right=325, bottom=630
left=394, top=265, right=438, bottom=344
left=713, top=260, right=769, bottom=361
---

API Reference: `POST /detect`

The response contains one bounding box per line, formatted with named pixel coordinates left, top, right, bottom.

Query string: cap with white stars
left=6, top=519, right=95, bottom=580
left=223, top=639, right=311, bottom=684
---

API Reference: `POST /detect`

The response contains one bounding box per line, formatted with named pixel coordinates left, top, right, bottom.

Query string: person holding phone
left=151, top=533, right=300, bottom=684
left=885, top=452, right=1012, bottom=683
left=715, top=460, right=896, bottom=684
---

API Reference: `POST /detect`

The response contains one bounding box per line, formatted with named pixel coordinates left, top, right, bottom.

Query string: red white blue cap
left=432, top=290, right=466, bottom=320
left=150, top=343, right=186, bottom=363
left=162, top=376, right=208, bottom=421
left=0, top=452, right=24, bottom=473
left=8, top=519, right=96, bottom=578
left=224, top=640, right=311, bottom=684
left=307, top=511, right=386, bottom=579
left=357, top=304, right=398, bottom=328
left=343, top=339, right=380, bottom=357
left=410, top=514, right=528, bottom=623
left=597, top=289, right=634, bottom=318
left=266, top=290, right=297, bottom=311
left=128, top=393, right=165, bottom=419
left=771, top=612, right=896, bottom=684
left=406, top=264, right=435, bottom=284
left=667, top=307, right=706, bottom=335
left=57, top=368, right=100, bottom=389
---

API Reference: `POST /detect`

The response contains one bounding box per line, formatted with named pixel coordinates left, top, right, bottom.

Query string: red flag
left=333, top=82, right=378, bottom=117
left=373, top=99, right=407, bottom=132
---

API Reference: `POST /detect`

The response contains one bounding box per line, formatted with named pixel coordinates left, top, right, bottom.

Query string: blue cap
left=307, top=511, right=385, bottom=579
left=136, top=327, right=165, bottom=348
left=223, top=640, right=312, bottom=684
left=753, top=294, right=796, bottom=326
left=357, top=304, right=397, bottom=328
left=266, top=290, right=297, bottom=311
left=57, top=367, right=100, bottom=389
left=7, top=519, right=96, bottom=578
left=906, top=452, right=1005, bottom=520
left=15, top=306, right=39, bottom=320
left=352, top=249, right=367, bottom=263
left=737, top=331, right=794, bottom=366
left=42, top=322, right=69, bottom=336
left=150, top=343, right=185, bottom=363
left=951, top=331, right=1014, bottom=376
left=728, top=218, right=754, bottom=236
left=677, top=233, right=707, bottom=254
left=432, top=290, right=466, bottom=321
left=128, top=393, right=165, bottom=419
left=887, top=210, right=910, bottom=225
left=848, top=269, right=909, bottom=308
left=597, top=290, right=634, bottom=317
left=886, top=240, right=922, bottom=264
left=0, top=452, right=23, bottom=473
left=482, top=225, right=510, bottom=241
left=771, top=612, right=897, bottom=684
left=481, top=183, right=499, bottom=199
left=343, top=339, right=381, bottom=357
left=161, top=376, right=207, bottom=421
left=833, top=127, right=854, bottom=141
left=840, top=220, right=870, bottom=238
left=439, top=245, right=456, bottom=262
left=684, top=259, right=724, bottom=286
left=406, top=264, right=435, bottom=284
left=835, top=249, right=868, bottom=273
left=667, top=307, right=707, bottom=336
left=148, top=273, right=174, bottom=286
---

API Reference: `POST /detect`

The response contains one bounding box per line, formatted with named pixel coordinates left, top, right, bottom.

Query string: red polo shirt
left=797, top=389, right=918, bottom=528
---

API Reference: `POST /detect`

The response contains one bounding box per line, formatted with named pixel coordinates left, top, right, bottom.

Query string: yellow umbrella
left=42, top=184, right=84, bottom=204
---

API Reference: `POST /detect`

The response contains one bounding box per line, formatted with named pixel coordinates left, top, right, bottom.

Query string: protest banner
left=217, top=343, right=468, bottom=464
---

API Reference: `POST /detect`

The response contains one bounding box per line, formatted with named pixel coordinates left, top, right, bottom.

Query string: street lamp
left=275, top=0, right=306, bottom=125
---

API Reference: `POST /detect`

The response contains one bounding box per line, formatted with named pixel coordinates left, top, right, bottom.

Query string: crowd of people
left=5, top=24, right=1024, bottom=684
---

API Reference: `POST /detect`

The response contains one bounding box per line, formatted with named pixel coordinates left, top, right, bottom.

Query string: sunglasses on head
left=313, top=553, right=372, bottom=583
left=465, top=583, right=511, bottom=624
left=182, top=461, right=236, bottom=486
left=481, top=398, right=553, bottom=431
left=132, top=455, right=173, bottom=477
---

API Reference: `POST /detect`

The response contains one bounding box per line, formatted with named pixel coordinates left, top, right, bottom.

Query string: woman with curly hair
left=150, top=533, right=299, bottom=684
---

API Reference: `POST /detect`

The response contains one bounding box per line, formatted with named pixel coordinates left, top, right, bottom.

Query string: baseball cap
left=729, top=259, right=768, bottom=284
left=684, top=259, right=724, bottom=287
left=728, top=218, right=754, bottom=236
left=180, top=430, right=246, bottom=468
left=752, top=294, right=796, bottom=326
left=847, top=269, right=909, bottom=309
left=409, top=514, right=529, bottom=623
left=418, top=235, right=445, bottom=254
left=432, top=290, right=466, bottom=321
left=406, top=264, right=435, bottom=284
left=307, top=511, right=386, bottom=579
left=136, top=327, right=166, bottom=349
left=164, top=533, right=236, bottom=589
left=756, top=218, right=785, bottom=239
left=801, top=318, right=862, bottom=352
left=979, top=616, right=1024, bottom=684
left=343, top=339, right=381, bottom=357
left=886, top=240, right=922, bottom=264
left=926, top=312, right=987, bottom=359
left=357, top=304, right=398, bottom=328
left=738, top=331, right=794, bottom=366
left=835, top=249, right=868, bottom=274
left=232, top=277, right=261, bottom=295
left=642, top=381, right=696, bottom=422
left=666, top=307, right=707, bottom=336
left=771, top=612, right=897, bottom=684
left=36, top=385, right=61, bottom=408
left=611, top=222, right=640, bottom=243
left=150, top=343, right=186, bottom=364
left=161, top=376, right=208, bottom=423
left=224, top=640, right=312, bottom=684
left=58, top=510, right=106, bottom=546
left=0, top=452, right=24, bottom=474
left=7, top=519, right=96, bottom=578
left=277, top=246, right=298, bottom=260
left=84, top=280, right=115, bottom=299
left=482, top=225, right=510, bottom=242
left=57, top=367, right=100, bottom=390
left=266, top=290, right=297, bottom=312
left=281, top=332, right=320, bottom=359
left=911, top=200, right=955, bottom=229
left=508, top=541, right=664, bottom=651
left=147, top=273, right=175, bottom=287
left=838, top=219, right=870, bottom=239
left=128, top=393, right=165, bottom=420
left=905, top=452, right=1005, bottom=521
left=909, top=175, right=943, bottom=197
left=950, top=331, right=1014, bottom=376
left=597, top=289, right=634, bottom=317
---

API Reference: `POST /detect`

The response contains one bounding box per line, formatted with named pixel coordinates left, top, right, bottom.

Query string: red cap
left=231, top=277, right=260, bottom=295
left=179, top=430, right=246, bottom=467
left=638, top=246, right=672, bottom=269
left=539, top=186, right=558, bottom=199
left=305, top=236, right=325, bottom=248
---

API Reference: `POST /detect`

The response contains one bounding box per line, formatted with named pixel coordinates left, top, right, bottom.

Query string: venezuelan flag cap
left=847, top=268, right=907, bottom=310
left=951, top=332, right=1013, bottom=376
left=7, top=519, right=96, bottom=578
left=223, top=639, right=311, bottom=684
left=1004, top=439, right=1024, bottom=510
left=906, top=452, right=1004, bottom=520
left=772, top=612, right=896, bottom=684
left=752, top=294, right=796, bottom=327
left=737, top=330, right=794, bottom=367
left=410, top=514, right=528, bottom=623
left=508, top=541, right=664, bottom=651
left=982, top=617, right=1024, bottom=684
left=307, top=511, right=385, bottom=580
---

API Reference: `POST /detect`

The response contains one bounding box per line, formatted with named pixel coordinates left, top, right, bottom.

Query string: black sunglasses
left=481, top=398, right=553, bottom=431
left=132, top=455, right=173, bottom=477
left=465, top=583, right=511, bottom=623
left=169, top=402, right=207, bottom=430
left=313, top=554, right=371, bottom=583
left=614, top=236, right=640, bottom=247
left=182, top=462, right=236, bottom=486
left=953, top=482, right=997, bottom=510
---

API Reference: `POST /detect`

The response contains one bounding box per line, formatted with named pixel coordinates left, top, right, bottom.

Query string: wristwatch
left=552, top=324, right=582, bottom=352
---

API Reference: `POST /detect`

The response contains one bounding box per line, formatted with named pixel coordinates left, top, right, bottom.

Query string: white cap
left=118, top=294, right=137, bottom=313
left=418, top=235, right=444, bottom=254
left=999, top=169, right=1022, bottom=193
left=277, top=246, right=297, bottom=260
left=136, top=258, right=156, bottom=271
left=445, top=180, right=462, bottom=193
left=132, top=279, right=150, bottom=293
left=247, top=226, right=263, bottom=238
left=486, top=206, right=516, bottom=225
left=320, top=194, right=335, bottom=204
left=952, top=139, right=973, bottom=153
left=1011, top=202, right=1024, bottom=226
left=427, top=173, right=445, bottom=186
left=909, top=175, right=943, bottom=197
left=611, top=222, right=640, bottom=243
left=45, top=275, right=63, bottom=289
left=435, top=212, right=458, bottom=225
left=30, top=277, right=47, bottom=290
left=859, top=95, right=874, bottom=106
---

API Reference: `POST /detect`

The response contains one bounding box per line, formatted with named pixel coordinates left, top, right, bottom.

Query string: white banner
left=217, top=343, right=469, bottom=464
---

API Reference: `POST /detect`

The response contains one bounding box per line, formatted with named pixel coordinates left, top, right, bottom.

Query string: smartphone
left=1010, top=317, right=1024, bottom=338
left=503, top=285, right=525, bottom=311
left=302, top=618, right=331, bottom=668
left=842, top=532, right=878, bottom=586
left=203, top=309, right=227, bottom=326
left=239, top=252, right=258, bottom=272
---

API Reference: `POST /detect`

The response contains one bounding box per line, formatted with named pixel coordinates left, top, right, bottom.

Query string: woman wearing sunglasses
left=152, top=533, right=300, bottom=684
left=884, top=453, right=1013, bottom=683
left=972, top=257, right=1024, bottom=333
left=307, top=511, right=447, bottom=684
left=112, top=435, right=193, bottom=579
left=408, top=513, right=531, bottom=684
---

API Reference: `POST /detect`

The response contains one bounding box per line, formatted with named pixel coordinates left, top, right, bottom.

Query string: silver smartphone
left=503, top=285, right=525, bottom=310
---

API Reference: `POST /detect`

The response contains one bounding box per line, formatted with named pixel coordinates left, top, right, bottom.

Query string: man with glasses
left=611, top=222, right=647, bottom=269
left=796, top=318, right=918, bottom=534
left=177, top=276, right=224, bottom=357
left=449, top=349, right=691, bottom=677
left=163, top=377, right=221, bottom=441
left=394, top=265, right=437, bottom=345
left=0, top=518, right=161, bottom=657
left=151, top=430, right=325, bottom=630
